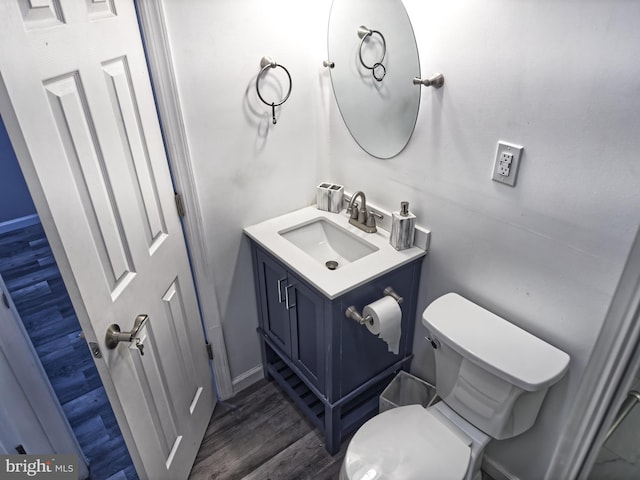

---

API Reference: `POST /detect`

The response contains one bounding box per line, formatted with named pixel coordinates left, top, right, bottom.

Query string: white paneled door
left=0, top=1, right=216, bottom=478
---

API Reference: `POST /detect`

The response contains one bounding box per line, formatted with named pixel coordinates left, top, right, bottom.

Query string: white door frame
left=546, top=227, right=640, bottom=479
left=135, top=1, right=234, bottom=400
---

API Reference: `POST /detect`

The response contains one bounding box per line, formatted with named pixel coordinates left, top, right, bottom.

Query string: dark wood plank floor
left=190, top=379, right=348, bottom=480
left=0, top=222, right=137, bottom=480
left=191, top=379, right=498, bottom=480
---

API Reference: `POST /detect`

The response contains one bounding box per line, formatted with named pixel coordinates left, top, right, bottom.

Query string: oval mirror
left=328, top=0, right=421, bottom=159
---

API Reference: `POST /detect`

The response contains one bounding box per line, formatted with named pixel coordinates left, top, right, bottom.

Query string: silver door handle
left=106, top=314, right=148, bottom=355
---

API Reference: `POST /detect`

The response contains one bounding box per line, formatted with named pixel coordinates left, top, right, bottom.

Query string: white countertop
left=244, top=206, right=427, bottom=299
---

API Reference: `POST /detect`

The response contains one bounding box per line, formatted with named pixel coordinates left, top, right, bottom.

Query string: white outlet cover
left=492, top=141, right=524, bottom=187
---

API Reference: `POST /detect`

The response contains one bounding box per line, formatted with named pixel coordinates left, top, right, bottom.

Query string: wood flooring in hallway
left=0, top=221, right=136, bottom=480
left=189, top=379, right=348, bottom=480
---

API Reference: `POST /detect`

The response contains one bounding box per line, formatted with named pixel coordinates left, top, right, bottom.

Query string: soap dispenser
left=390, top=201, right=415, bottom=250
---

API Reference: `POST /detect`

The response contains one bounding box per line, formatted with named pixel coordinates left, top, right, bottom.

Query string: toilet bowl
left=340, top=293, right=570, bottom=480
left=340, top=401, right=490, bottom=480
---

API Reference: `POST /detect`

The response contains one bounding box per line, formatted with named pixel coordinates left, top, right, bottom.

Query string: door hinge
left=206, top=341, right=213, bottom=360
left=175, top=192, right=186, bottom=218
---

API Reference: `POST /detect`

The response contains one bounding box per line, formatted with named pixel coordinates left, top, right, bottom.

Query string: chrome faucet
left=346, top=191, right=382, bottom=233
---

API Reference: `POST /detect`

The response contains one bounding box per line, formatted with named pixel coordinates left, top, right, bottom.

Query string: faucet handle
left=358, top=208, right=367, bottom=224
left=366, top=211, right=382, bottom=228
left=349, top=203, right=359, bottom=219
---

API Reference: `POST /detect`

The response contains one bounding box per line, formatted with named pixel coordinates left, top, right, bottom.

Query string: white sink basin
left=279, top=218, right=378, bottom=269
left=244, top=206, right=427, bottom=299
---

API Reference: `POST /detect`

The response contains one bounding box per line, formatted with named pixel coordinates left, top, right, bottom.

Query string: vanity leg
left=324, top=403, right=341, bottom=455
left=259, top=336, right=273, bottom=381
left=263, top=364, right=273, bottom=381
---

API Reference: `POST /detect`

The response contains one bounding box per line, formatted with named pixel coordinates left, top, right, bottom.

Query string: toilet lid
left=343, top=405, right=471, bottom=480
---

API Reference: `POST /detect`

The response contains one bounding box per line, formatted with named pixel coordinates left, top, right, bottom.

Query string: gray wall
left=161, top=0, right=640, bottom=478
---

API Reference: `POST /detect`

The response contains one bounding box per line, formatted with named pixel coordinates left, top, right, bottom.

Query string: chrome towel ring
left=357, top=26, right=386, bottom=82
left=256, top=56, right=292, bottom=124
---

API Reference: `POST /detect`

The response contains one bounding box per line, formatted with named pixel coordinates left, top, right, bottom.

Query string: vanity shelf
left=250, top=243, right=423, bottom=454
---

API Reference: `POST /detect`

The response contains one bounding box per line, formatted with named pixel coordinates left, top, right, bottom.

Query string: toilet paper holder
left=345, top=286, right=403, bottom=325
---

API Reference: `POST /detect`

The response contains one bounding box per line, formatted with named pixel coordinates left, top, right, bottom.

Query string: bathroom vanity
left=245, top=206, right=426, bottom=454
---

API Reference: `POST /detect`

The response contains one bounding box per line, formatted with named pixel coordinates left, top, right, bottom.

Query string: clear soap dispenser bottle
left=390, top=201, right=415, bottom=250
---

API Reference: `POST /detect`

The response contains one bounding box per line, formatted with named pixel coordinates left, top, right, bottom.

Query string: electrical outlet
left=492, top=142, right=523, bottom=187
left=497, top=152, right=513, bottom=176
left=500, top=152, right=513, bottom=166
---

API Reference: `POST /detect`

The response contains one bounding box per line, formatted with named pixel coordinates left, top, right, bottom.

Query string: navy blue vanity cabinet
left=250, top=243, right=423, bottom=455
left=254, top=249, right=292, bottom=356
left=254, top=248, right=326, bottom=389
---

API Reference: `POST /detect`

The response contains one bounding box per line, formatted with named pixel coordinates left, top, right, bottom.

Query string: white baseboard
left=231, top=365, right=264, bottom=396
left=482, top=455, right=519, bottom=480
left=0, top=214, right=39, bottom=234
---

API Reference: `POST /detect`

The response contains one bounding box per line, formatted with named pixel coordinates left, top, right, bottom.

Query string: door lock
left=106, top=314, right=149, bottom=355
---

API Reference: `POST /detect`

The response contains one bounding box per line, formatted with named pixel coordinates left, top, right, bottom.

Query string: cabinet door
left=288, top=273, right=325, bottom=390
left=256, top=249, right=291, bottom=356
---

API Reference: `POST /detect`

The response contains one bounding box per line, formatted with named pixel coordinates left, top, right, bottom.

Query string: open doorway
left=588, top=373, right=640, bottom=478
left=0, top=114, right=137, bottom=480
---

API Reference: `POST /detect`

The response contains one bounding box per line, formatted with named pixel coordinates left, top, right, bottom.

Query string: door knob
left=106, top=314, right=149, bottom=355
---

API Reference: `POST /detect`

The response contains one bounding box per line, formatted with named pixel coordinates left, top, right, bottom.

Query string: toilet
left=340, top=293, right=570, bottom=480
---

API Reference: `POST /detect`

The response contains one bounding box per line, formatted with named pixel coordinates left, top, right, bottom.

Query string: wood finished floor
left=190, top=379, right=348, bottom=480
left=191, top=380, right=498, bottom=480
left=0, top=222, right=137, bottom=480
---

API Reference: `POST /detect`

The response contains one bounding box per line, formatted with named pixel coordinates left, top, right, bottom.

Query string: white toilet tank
left=422, top=293, right=570, bottom=440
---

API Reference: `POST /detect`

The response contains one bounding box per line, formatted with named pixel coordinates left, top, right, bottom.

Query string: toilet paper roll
left=363, top=296, right=402, bottom=355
